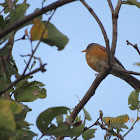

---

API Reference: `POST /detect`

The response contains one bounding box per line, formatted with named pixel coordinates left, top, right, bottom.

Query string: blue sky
left=4, top=0, right=140, bottom=139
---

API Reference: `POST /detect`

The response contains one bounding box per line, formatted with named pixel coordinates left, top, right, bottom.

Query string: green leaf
left=82, top=129, right=96, bottom=140
left=17, top=130, right=37, bottom=140
left=11, top=129, right=37, bottom=140
left=123, top=0, right=140, bottom=8
left=0, top=15, right=6, bottom=32
left=0, top=99, right=22, bottom=131
left=75, top=114, right=81, bottom=123
left=9, top=101, right=22, bottom=115
left=42, top=22, right=69, bottom=50
left=15, top=104, right=32, bottom=129
left=36, top=106, right=70, bottom=134
left=9, top=3, right=29, bottom=24
left=0, top=44, right=18, bottom=91
left=0, top=0, right=18, bottom=14
left=14, top=81, right=47, bottom=102
left=56, top=115, right=63, bottom=126
left=45, top=121, right=85, bottom=137
left=83, top=108, right=92, bottom=121
left=128, top=90, right=139, bottom=110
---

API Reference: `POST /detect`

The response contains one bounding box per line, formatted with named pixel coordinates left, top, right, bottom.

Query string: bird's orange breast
left=85, top=46, right=107, bottom=72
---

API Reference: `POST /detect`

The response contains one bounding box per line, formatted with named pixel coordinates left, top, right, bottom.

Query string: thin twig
left=84, top=118, right=100, bottom=132
left=112, top=68, right=140, bottom=75
left=80, top=0, right=110, bottom=66
left=126, top=40, right=140, bottom=55
left=22, top=10, right=56, bottom=75
left=0, top=63, right=47, bottom=96
left=123, top=119, right=138, bottom=138
left=114, top=0, right=122, bottom=14
left=107, top=0, right=114, bottom=13
left=0, top=6, right=8, bottom=14
left=123, top=109, right=139, bottom=138
left=14, top=35, right=26, bottom=42
left=20, top=54, right=42, bottom=66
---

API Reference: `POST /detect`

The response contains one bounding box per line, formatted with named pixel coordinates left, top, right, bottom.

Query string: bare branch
left=114, top=0, right=122, bottom=14
left=123, top=109, right=139, bottom=138
left=123, top=118, right=138, bottom=138
left=110, top=0, right=122, bottom=64
left=0, top=0, right=77, bottom=39
left=107, top=0, right=114, bottom=13
left=126, top=40, right=140, bottom=55
left=112, top=68, right=140, bottom=76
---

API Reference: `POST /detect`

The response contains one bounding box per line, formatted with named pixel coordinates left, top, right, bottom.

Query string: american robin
left=82, top=43, right=140, bottom=90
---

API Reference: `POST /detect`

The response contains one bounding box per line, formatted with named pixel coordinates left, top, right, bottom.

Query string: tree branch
left=0, top=63, right=47, bottom=96
left=126, top=40, right=140, bottom=55
left=107, top=0, right=114, bottom=13
left=69, top=67, right=111, bottom=122
left=0, top=0, right=77, bottom=39
left=69, top=0, right=123, bottom=127
left=123, top=118, right=138, bottom=138
left=114, top=0, right=122, bottom=14
left=112, top=68, right=140, bottom=76
left=110, top=0, right=122, bottom=63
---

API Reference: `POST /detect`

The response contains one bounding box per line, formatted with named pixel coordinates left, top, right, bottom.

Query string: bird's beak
left=81, top=49, right=87, bottom=53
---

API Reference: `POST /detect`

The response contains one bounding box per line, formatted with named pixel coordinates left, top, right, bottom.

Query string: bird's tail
left=111, top=69, right=140, bottom=90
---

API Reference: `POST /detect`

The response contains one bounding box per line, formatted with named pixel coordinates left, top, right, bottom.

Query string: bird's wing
left=99, top=45, right=125, bottom=69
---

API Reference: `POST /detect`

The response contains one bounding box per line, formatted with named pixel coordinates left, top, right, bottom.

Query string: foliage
left=0, top=0, right=68, bottom=139
left=0, top=0, right=140, bottom=140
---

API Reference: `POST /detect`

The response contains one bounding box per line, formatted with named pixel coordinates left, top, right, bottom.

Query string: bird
left=82, top=43, right=140, bottom=90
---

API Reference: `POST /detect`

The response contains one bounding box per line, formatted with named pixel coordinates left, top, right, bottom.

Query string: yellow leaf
left=30, top=18, right=48, bottom=41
